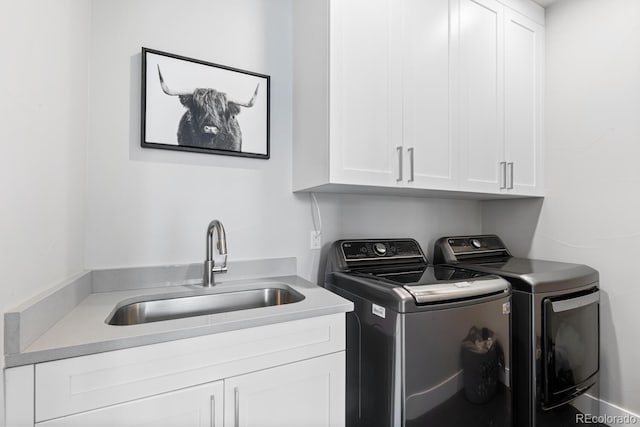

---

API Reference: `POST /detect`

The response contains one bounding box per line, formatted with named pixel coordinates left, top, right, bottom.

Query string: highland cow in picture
left=157, top=66, right=259, bottom=152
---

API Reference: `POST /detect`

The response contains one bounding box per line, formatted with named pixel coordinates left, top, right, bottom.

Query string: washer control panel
left=341, top=239, right=424, bottom=261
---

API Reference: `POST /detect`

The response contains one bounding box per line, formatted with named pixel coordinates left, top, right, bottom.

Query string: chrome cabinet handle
left=210, top=395, right=215, bottom=427
left=499, top=162, right=507, bottom=189
left=234, top=388, right=240, bottom=427
left=397, top=146, right=403, bottom=182
left=507, top=162, right=514, bottom=190
left=407, top=147, right=414, bottom=182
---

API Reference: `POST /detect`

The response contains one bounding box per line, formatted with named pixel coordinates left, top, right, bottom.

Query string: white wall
left=0, top=0, right=91, bottom=423
left=85, top=0, right=482, bottom=282
left=337, top=194, right=482, bottom=260
left=85, top=0, right=322, bottom=276
left=304, top=193, right=482, bottom=285
left=483, top=0, right=640, bottom=414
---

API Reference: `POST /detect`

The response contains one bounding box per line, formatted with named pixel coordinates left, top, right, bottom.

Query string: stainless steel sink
left=106, top=287, right=305, bottom=326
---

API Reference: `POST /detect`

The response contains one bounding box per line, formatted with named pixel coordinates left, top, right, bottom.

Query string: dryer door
left=542, top=289, right=599, bottom=409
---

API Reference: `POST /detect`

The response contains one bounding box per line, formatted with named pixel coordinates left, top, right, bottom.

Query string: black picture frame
left=141, top=47, right=270, bottom=159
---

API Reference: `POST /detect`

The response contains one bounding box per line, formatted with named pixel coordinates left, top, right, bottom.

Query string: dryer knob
left=470, top=239, right=482, bottom=249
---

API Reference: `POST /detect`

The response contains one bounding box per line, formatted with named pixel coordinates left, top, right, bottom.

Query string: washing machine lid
left=352, top=265, right=510, bottom=304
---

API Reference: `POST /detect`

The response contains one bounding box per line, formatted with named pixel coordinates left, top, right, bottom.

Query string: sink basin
left=106, top=286, right=305, bottom=326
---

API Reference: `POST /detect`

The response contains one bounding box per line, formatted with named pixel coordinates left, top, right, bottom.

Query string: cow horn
left=157, top=65, right=192, bottom=96
left=229, top=84, right=260, bottom=108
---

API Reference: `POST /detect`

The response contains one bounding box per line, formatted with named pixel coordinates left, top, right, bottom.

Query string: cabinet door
left=504, top=9, right=544, bottom=196
left=402, top=0, right=456, bottom=189
left=224, top=352, right=345, bottom=427
left=458, top=0, right=505, bottom=193
left=37, top=381, right=224, bottom=427
left=329, top=0, right=402, bottom=186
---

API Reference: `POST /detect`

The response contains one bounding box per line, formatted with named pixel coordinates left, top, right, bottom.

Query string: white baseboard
left=572, top=393, right=599, bottom=415
left=600, top=396, right=640, bottom=426
left=573, top=393, right=640, bottom=426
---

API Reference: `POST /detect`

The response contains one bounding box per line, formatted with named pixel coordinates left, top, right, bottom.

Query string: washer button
left=470, top=239, right=482, bottom=249
left=373, top=243, right=387, bottom=256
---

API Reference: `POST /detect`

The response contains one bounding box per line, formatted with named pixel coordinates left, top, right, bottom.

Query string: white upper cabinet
left=402, top=0, right=456, bottom=189
left=329, top=0, right=401, bottom=187
left=458, top=0, right=505, bottom=193
left=459, top=0, right=544, bottom=195
left=292, top=0, right=544, bottom=199
left=504, top=8, right=544, bottom=195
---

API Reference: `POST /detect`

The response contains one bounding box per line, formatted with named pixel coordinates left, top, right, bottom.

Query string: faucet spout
left=203, top=220, right=228, bottom=287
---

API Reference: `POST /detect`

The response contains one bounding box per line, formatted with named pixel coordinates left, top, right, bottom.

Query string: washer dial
left=373, top=243, right=387, bottom=256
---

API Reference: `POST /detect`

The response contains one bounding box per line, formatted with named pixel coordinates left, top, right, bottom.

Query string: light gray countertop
left=4, top=259, right=353, bottom=367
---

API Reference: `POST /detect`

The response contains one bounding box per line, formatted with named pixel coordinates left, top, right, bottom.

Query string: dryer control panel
left=434, top=235, right=511, bottom=264
left=447, top=235, right=506, bottom=254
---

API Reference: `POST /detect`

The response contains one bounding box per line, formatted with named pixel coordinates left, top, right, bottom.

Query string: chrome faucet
left=203, top=220, right=228, bottom=287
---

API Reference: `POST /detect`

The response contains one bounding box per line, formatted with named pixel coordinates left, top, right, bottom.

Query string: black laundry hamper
left=461, top=327, right=499, bottom=404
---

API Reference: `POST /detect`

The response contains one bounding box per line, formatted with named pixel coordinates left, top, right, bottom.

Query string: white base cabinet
left=37, top=382, right=225, bottom=427
left=35, top=354, right=345, bottom=427
left=5, top=314, right=346, bottom=427
left=224, top=352, right=345, bottom=427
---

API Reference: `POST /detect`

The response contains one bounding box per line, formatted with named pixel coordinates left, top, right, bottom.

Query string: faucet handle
left=213, top=254, right=228, bottom=273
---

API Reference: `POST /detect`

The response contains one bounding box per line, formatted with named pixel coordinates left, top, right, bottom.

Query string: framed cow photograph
left=141, top=48, right=270, bottom=159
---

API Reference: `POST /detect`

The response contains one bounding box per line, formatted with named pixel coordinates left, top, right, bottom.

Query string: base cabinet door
left=36, top=381, right=224, bottom=427
left=224, top=352, right=345, bottom=427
